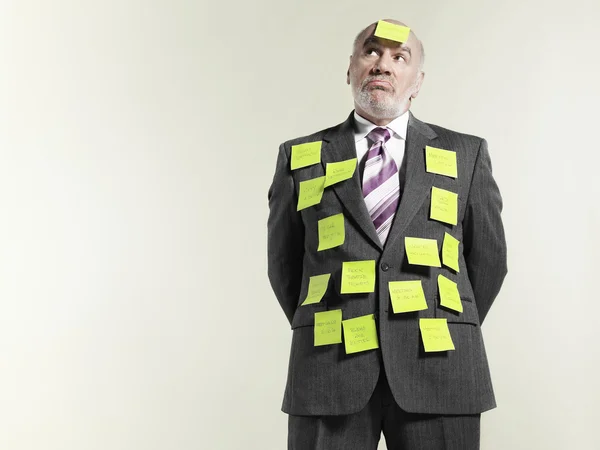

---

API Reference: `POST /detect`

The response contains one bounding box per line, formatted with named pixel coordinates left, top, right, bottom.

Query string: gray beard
left=354, top=88, right=405, bottom=119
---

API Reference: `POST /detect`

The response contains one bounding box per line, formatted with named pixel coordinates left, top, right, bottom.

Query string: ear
left=346, top=56, right=352, bottom=85
left=410, top=71, right=425, bottom=99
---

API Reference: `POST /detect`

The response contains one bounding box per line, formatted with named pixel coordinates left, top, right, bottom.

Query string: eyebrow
left=363, top=36, right=412, bottom=56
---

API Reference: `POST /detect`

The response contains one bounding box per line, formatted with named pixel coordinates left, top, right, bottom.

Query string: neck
left=354, top=105, right=408, bottom=126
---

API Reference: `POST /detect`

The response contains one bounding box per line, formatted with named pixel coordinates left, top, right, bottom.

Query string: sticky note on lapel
left=324, top=158, right=357, bottom=187
left=425, top=146, right=457, bottom=178
left=291, top=141, right=322, bottom=170
left=297, top=176, right=325, bottom=211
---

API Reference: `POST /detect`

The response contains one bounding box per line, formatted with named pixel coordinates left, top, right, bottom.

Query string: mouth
left=365, top=79, right=392, bottom=90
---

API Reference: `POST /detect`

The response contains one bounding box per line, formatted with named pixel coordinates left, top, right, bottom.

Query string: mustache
left=361, top=76, right=394, bottom=88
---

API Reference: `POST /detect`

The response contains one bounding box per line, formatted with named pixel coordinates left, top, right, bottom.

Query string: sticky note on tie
left=420, top=318, right=455, bottom=352
left=374, top=20, right=411, bottom=43
left=425, top=146, right=458, bottom=178
left=317, top=213, right=345, bottom=251
left=442, top=232, right=460, bottom=272
left=389, top=280, right=428, bottom=313
left=324, top=158, right=357, bottom=187
left=404, top=237, right=441, bottom=267
left=314, top=309, right=343, bottom=346
left=301, top=273, right=331, bottom=306
left=342, top=314, right=379, bottom=354
left=291, top=141, right=322, bottom=170
left=341, top=260, right=376, bottom=294
left=438, top=274, right=463, bottom=313
left=430, top=187, right=458, bottom=225
left=297, top=176, right=325, bottom=211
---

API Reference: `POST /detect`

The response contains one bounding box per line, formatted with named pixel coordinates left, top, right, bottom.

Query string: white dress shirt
left=353, top=111, right=409, bottom=172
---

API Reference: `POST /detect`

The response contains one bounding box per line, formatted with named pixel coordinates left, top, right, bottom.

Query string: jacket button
left=381, top=262, right=390, bottom=271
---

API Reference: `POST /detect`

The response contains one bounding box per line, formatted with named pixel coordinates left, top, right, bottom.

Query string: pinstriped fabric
left=362, top=127, right=399, bottom=245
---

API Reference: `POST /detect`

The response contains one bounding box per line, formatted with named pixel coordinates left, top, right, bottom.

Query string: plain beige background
left=0, top=0, right=598, bottom=449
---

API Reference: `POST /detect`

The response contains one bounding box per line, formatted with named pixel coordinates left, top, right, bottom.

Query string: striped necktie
left=362, top=127, right=400, bottom=245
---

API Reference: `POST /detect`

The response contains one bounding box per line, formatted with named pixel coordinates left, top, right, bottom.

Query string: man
left=267, top=18, right=507, bottom=450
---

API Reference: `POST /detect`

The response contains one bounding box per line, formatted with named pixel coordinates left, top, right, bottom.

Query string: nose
left=372, top=53, right=392, bottom=75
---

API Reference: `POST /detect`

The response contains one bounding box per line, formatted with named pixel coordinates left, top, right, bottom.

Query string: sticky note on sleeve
left=324, top=158, right=357, bottom=187
left=341, top=260, right=376, bottom=293
left=297, top=176, right=325, bottom=211
left=430, top=187, right=458, bottom=225
left=389, top=280, right=428, bottom=313
left=342, top=314, right=379, bottom=354
left=291, top=141, right=322, bottom=170
left=442, top=232, right=460, bottom=272
left=314, top=309, right=342, bottom=346
left=301, top=273, right=331, bottom=306
left=426, top=146, right=458, bottom=178
left=317, top=213, right=345, bottom=251
left=374, top=20, right=411, bottom=43
left=438, top=274, right=463, bottom=313
left=404, top=237, right=441, bottom=267
left=420, top=318, right=455, bottom=352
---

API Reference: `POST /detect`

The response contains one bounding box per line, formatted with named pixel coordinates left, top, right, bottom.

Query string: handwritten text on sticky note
left=420, top=318, right=455, bottom=352
left=342, top=314, right=379, bottom=354
left=442, top=232, right=460, bottom=272
left=426, top=146, right=457, bottom=178
left=389, top=280, right=428, bottom=313
left=291, top=141, right=322, bottom=170
left=341, top=260, right=376, bottom=294
left=430, top=187, right=458, bottom=225
left=374, top=20, right=411, bottom=43
left=404, top=237, right=441, bottom=267
left=438, top=274, right=463, bottom=313
left=301, top=273, right=331, bottom=306
left=297, top=176, right=325, bottom=211
left=324, top=158, right=357, bottom=187
left=318, top=213, right=345, bottom=251
left=314, top=309, right=342, bottom=346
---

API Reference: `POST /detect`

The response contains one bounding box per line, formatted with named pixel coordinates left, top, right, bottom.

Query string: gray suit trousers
left=288, top=369, right=480, bottom=450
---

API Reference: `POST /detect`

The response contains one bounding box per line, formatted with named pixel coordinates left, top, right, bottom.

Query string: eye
left=365, top=48, right=379, bottom=56
left=394, top=54, right=406, bottom=61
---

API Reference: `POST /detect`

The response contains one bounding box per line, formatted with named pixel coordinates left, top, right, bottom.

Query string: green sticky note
left=314, top=309, right=343, bottom=346
left=438, top=274, right=463, bottom=313
left=374, top=20, right=411, bottom=43
left=297, top=176, right=325, bottom=211
left=442, top=232, right=460, bottom=272
left=291, top=141, right=322, bottom=170
left=404, top=237, right=441, bottom=267
left=342, top=314, right=379, bottom=354
left=389, top=280, right=428, bottom=313
left=420, top=318, right=455, bottom=352
left=426, top=146, right=458, bottom=178
left=341, top=260, right=376, bottom=294
left=317, top=213, right=345, bottom=251
left=324, top=158, right=357, bottom=187
left=430, top=187, right=458, bottom=225
left=301, top=273, right=331, bottom=306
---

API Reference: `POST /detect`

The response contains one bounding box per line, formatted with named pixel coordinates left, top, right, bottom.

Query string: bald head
left=352, top=20, right=425, bottom=70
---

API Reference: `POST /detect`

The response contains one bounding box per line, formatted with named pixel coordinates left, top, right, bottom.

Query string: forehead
left=356, top=23, right=416, bottom=51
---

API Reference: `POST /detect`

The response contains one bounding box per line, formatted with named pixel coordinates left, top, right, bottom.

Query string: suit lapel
left=322, top=113, right=383, bottom=251
left=384, top=112, right=438, bottom=250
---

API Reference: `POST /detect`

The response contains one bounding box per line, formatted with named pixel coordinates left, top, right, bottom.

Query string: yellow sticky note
left=301, top=273, right=331, bottom=306
left=324, top=158, right=357, bottom=187
left=314, top=309, right=342, bottom=346
left=341, top=260, right=376, bottom=294
left=389, top=280, right=428, bottom=313
left=374, top=20, right=411, bottom=43
left=297, top=176, right=325, bottom=211
left=342, top=314, right=379, bottom=354
left=425, top=146, right=458, bottom=178
left=404, top=237, right=441, bottom=267
left=438, top=274, right=463, bottom=313
left=420, top=318, right=455, bottom=352
left=430, top=187, right=458, bottom=225
left=317, top=213, right=345, bottom=251
left=442, top=232, right=460, bottom=272
left=291, top=141, right=322, bottom=170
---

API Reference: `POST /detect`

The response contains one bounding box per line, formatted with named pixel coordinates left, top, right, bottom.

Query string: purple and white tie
left=362, top=127, right=400, bottom=245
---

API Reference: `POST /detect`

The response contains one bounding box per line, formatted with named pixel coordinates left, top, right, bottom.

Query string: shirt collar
left=353, top=110, right=410, bottom=142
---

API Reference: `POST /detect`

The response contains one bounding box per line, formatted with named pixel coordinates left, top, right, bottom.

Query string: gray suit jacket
left=267, top=111, right=507, bottom=416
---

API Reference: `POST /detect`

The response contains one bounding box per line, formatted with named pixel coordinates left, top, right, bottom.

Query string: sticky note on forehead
left=374, top=21, right=411, bottom=43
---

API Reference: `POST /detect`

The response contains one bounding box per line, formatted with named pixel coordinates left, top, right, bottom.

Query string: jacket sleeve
left=463, top=139, right=508, bottom=324
left=267, top=143, right=305, bottom=325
